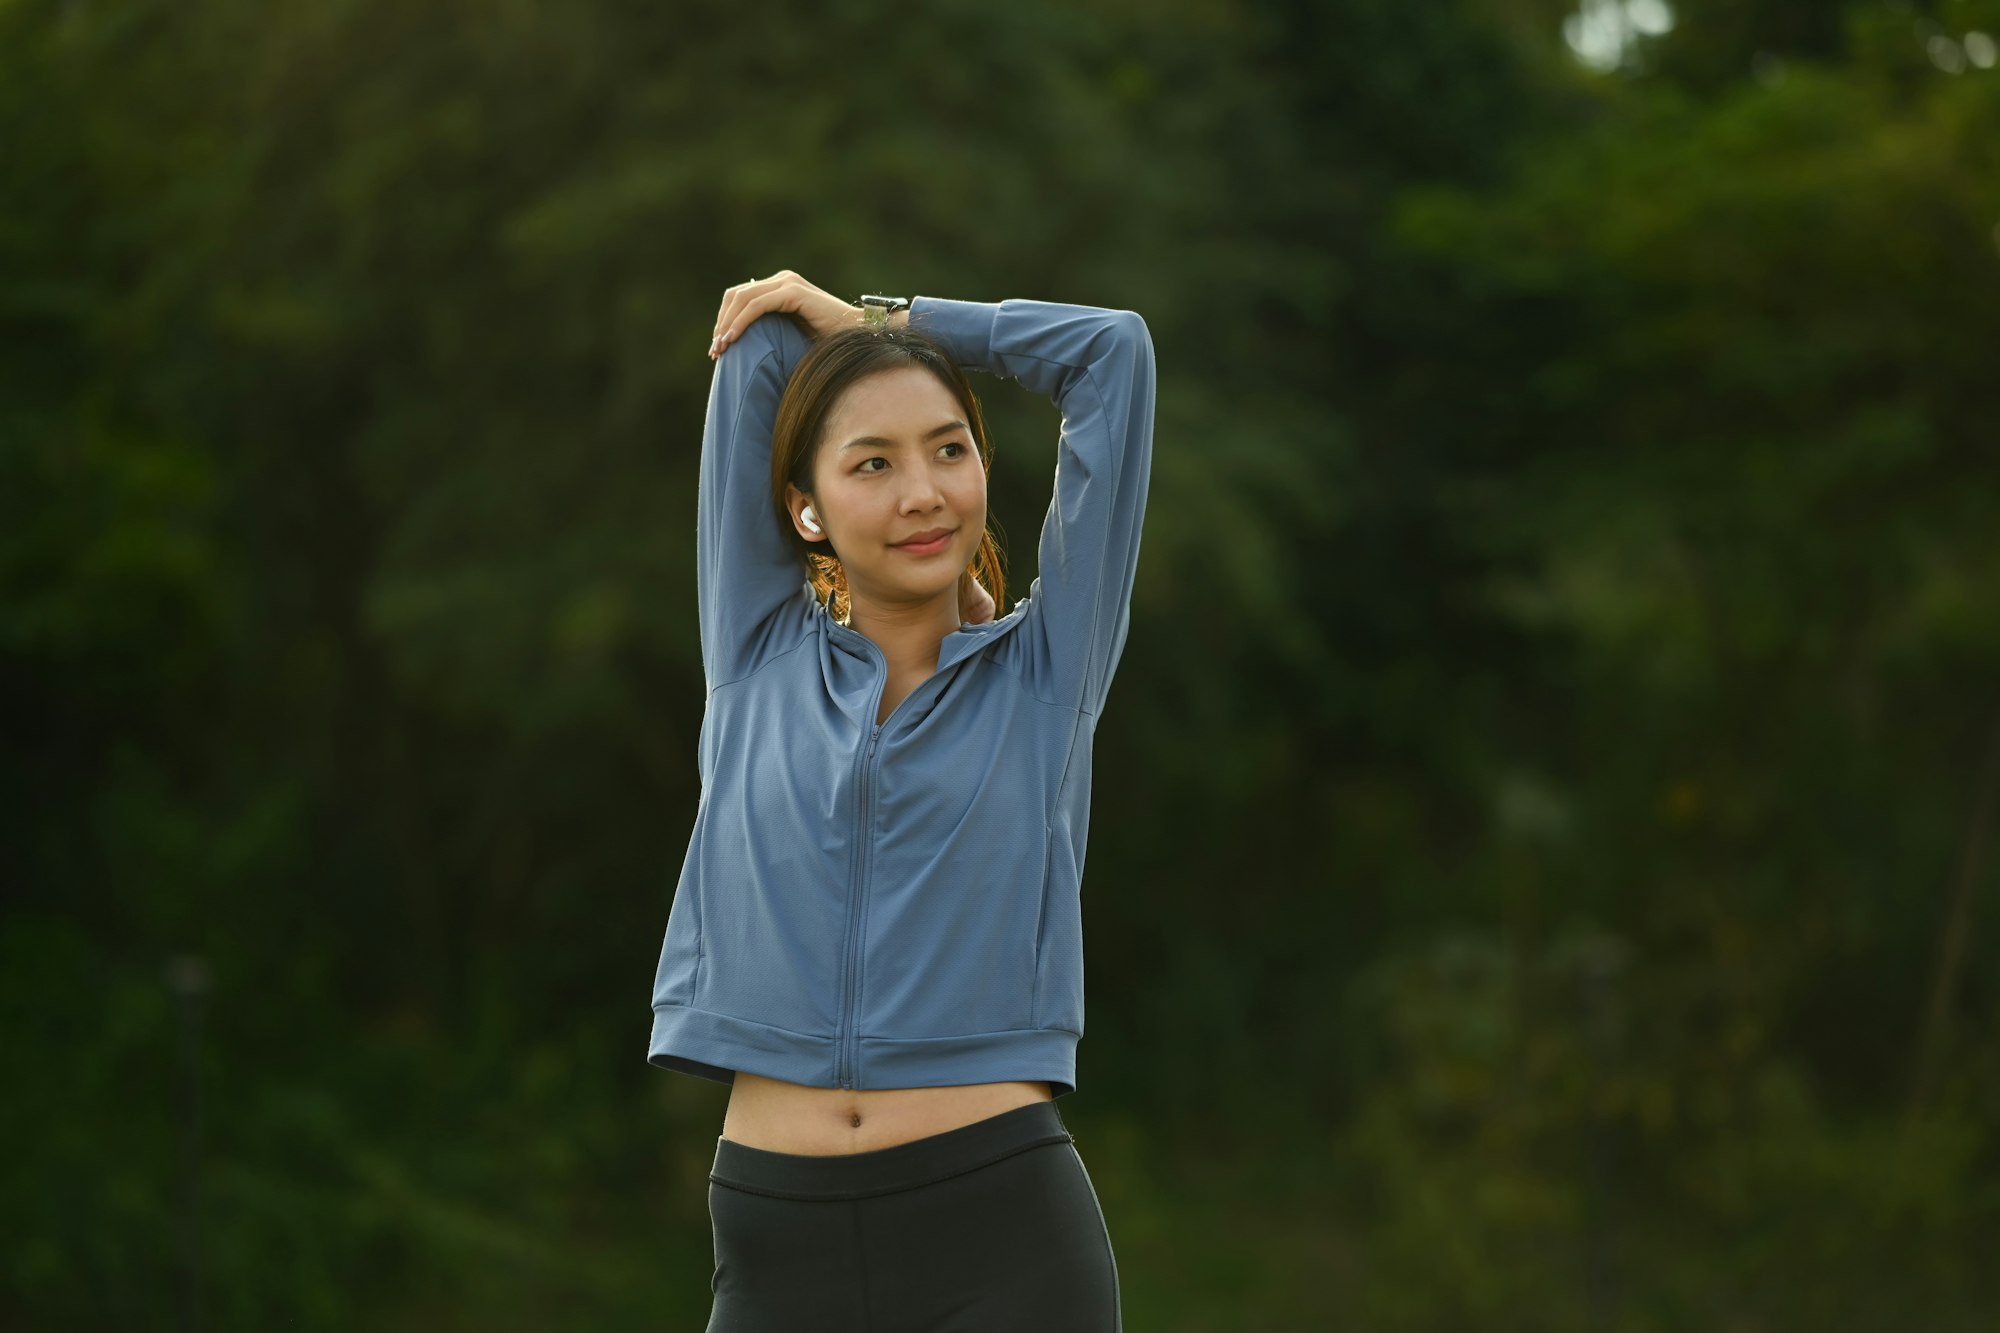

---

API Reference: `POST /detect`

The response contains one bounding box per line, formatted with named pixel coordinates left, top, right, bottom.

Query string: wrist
left=858, top=293, right=912, bottom=332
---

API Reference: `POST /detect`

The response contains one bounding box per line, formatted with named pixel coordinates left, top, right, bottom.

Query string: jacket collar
left=810, top=586, right=1032, bottom=673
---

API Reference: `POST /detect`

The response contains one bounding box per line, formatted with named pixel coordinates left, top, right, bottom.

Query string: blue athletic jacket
left=647, top=295, right=1156, bottom=1099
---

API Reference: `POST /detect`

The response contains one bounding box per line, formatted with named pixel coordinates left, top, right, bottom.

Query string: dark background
left=6, top=0, right=1998, bottom=1327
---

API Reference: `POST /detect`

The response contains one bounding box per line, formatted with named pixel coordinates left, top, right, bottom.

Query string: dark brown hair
left=769, top=320, right=1007, bottom=624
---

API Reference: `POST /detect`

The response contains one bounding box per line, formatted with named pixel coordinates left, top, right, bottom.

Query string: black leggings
left=704, top=1100, right=1122, bottom=1332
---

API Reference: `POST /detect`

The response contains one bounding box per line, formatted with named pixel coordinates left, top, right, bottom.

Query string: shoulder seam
left=710, top=619, right=816, bottom=694
left=979, top=626, right=1086, bottom=716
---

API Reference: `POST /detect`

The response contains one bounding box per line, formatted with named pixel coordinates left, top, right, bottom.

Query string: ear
left=784, top=482, right=825, bottom=542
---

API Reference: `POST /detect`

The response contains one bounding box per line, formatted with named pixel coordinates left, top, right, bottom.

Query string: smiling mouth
left=892, top=529, right=956, bottom=553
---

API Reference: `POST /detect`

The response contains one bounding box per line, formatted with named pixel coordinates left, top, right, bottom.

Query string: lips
left=893, top=528, right=954, bottom=547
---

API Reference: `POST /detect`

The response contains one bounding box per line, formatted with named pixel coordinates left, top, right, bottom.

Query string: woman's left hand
left=708, top=270, right=867, bottom=356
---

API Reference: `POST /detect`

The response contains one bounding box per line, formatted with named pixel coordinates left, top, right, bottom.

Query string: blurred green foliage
left=4, top=0, right=1998, bottom=1327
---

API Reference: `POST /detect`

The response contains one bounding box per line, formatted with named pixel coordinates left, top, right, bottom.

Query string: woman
left=650, top=270, right=1155, bottom=1331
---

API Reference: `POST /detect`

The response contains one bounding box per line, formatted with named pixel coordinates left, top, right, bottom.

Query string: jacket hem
left=648, top=1003, right=1081, bottom=1098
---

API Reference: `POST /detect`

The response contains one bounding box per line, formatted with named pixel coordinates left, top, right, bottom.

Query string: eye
left=855, top=441, right=969, bottom=474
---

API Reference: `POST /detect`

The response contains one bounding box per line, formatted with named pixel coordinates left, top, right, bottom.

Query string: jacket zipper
left=840, top=720, right=880, bottom=1088
left=838, top=624, right=962, bottom=1086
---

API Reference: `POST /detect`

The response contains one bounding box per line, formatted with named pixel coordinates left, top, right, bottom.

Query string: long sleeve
left=908, top=297, right=1157, bottom=718
left=695, top=309, right=817, bottom=690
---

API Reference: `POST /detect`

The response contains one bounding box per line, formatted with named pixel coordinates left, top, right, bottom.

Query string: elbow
left=1107, top=308, right=1149, bottom=343
left=1088, top=308, right=1153, bottom=370
left=734, top=308, right=812, bottom=369
left=1106, top=308, right=1155, bottom=379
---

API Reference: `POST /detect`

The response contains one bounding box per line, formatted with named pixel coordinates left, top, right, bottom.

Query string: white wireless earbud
left=801, top=505, right=822, bottom=535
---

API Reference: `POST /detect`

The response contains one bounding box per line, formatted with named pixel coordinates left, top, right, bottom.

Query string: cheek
left=950, top=471, right=988, bottom=511
left=823, top=481, right=877, bottom=529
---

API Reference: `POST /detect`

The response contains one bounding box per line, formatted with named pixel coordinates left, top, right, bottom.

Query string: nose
left=898, top=462, right=948, bottom=514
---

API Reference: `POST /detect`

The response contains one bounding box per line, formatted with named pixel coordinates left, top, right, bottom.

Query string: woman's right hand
left=960, top=570, right=996, bottom=625
left=709, top=270, right=869, bottom=358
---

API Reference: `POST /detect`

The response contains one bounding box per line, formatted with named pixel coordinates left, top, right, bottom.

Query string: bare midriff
left=720, top=1072, right=1055, bottom=1156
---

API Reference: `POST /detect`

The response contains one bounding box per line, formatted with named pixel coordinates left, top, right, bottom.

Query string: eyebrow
left=839, top=420, right=969, bottom=452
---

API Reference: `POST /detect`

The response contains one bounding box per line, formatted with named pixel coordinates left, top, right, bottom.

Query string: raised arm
left=696, top=309, right=816, bottom=690
left=908, top=297, right=1157, bottom=718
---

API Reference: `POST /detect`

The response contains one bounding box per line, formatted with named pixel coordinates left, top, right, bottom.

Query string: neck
left=842, top=585, right=960, bottom=667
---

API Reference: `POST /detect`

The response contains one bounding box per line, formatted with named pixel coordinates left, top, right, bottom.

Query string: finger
left=710, top=279, right=752, bottom=356
left=710, top=279, right=755, bottom=356
left=712, top=272, right=792, bottom=356
left=712, top=279, right=746, bottom=335
left=722, top=271, right=803, bottom=343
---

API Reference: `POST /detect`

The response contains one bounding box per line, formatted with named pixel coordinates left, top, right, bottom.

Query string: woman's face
left=789, top=365, right=986, bottom=616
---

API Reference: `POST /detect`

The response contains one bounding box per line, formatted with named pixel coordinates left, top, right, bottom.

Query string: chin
left=868, top=567, right=960, bottom=605
left=911, top=570, right=962, bottom=601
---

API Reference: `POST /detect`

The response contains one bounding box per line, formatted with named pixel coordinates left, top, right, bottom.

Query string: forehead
left=824, top=365, right=962, bottom=439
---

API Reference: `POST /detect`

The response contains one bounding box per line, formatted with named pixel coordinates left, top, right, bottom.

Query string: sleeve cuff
left=909, top=296, right=1000, bottom=372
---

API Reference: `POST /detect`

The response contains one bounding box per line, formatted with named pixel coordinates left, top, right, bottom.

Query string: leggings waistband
left=709, top=1100, right=1075, bottom=1201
